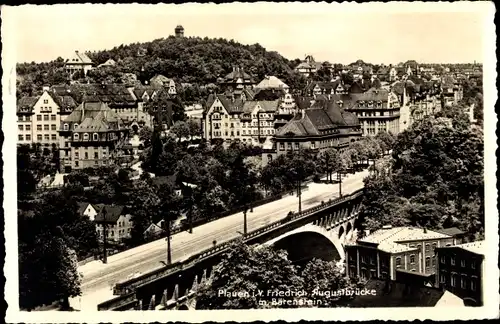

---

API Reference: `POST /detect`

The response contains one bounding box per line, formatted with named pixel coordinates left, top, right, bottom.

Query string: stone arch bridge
left=97, top=189, right=364, bottom=311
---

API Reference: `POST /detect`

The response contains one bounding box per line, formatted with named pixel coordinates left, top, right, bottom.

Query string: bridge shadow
left=272, top=231, right=341, bottom=267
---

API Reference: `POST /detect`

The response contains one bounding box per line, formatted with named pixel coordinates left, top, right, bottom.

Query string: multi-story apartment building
left=58, top=101, right=129, bottom=172
left=345, top=226, right=461, bottom=285
left=271, top=99, right=362, bottom=160
left=435, top=241, right=485, bottom=306
left=55, top=83, right=152, bottom=131
left=17, top=88, right=78, bottom=147
left=203, top=93, right=281, bottom=146
left=64, top=50, right=94, bottom=76
left=304, top=80, right=348, bottom=98
left=338, top=88, right=402, bottom=136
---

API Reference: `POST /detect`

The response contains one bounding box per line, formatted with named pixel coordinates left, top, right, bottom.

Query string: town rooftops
left=440, top=240, right=486, bottom=256
left=255, top=76, right=289, bottom=90
left=62, top=101, right=125, bottom=132
left=434, top=227, right=464, bottom=237
left=17, top=96, right=38, bottom=113
left=222, top=66, right=254, bottom=83
left=358, top=226, right=452, bottom=253
left=94, top=204, right=125, bottom=223
left=276, top=100, right=359, bottom=137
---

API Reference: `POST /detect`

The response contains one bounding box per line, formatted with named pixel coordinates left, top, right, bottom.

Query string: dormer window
left=64, top=123, right=69, bottom=131
left=93, top=133, right=98, bottom=141
left=74, top=123, right=79, bottom=130
left=83, top=133, right=89, bottom=140
left=74, top=133, right=79, bottom=140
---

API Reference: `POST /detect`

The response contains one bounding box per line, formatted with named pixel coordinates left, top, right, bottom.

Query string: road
left=70, top=169, right=369, bottom=310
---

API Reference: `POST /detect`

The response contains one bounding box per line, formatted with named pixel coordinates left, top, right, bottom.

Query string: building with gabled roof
left=255, top=76, right=289, bottom=92
left=202, top=88, right=300, bottom=147
left=94, top=204, right=132, bottom=242
left=64, top=50, right=94, bottom=76
left=219, top=66, right=255, bottom=92
left=17, top=88, right=78, bottom=147
left=271, top=98, right=362, bottom=160
left=97, top=59, right=117, bottom=68
left=58, top=100, right=129, bottom=172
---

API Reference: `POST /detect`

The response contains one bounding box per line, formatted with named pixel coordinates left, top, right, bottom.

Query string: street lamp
left=96, top=207, right=113, bottom=264
left=243, top=204, right=249, bottom=235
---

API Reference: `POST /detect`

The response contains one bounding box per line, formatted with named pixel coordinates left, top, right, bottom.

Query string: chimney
left=423, top=228, right=427, bottom=233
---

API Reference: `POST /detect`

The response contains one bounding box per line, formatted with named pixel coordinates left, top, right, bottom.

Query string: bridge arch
left=346, top=222, right=352, bottom=235
left=265, top=224, right=345, bottom=264
left=338, top=225, right=345, bottom=239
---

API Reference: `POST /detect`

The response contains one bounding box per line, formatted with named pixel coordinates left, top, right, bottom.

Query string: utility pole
left=338, top=171, right=343, bottom=197
left=243, top=204, right=248, bottom=235
left=165, top=215, right=172, bottom=265
left=297, top=180, right=302, bottom=213
left=100, top=208, right=108, bottom=264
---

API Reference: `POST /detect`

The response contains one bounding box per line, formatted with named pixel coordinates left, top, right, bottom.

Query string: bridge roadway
left=70, top=170, right=369, bottom=311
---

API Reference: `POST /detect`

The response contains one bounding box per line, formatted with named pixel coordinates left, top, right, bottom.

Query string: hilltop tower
left=175, top=25, right=184, bottom=38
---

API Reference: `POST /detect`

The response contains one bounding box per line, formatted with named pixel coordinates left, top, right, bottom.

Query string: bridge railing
left=113, top=188, right=364, bottom=295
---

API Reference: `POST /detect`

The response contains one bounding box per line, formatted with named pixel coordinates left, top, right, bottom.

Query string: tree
left=170, top=120, right=191, bottom=142
left=196, top=242, right=304, bottom=309
left=138, top=126, right=153, bottom=148
left=318, top=148, right=339, bottom=183
left=127, top=179, right=161, bottom=246
left=336, top=150, right=353, bottom=197
left=19, top=230, right=82, bottom=310
left=301, top=259, right=360, bottom=307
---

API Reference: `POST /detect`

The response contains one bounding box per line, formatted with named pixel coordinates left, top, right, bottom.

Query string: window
left=64, top=124, right=69, bottom=131
left=425, top=257, right=430, bottom=267
left=18, top=125, right=23, bottom=131
left=75, top=152, right=79, bottom=159
left=37, top=125, right=42, bottom=131
left=43, top=99, right=48, bottom=104
left=396, top=257, right=401, bottom=267
left=410, top=254, right=415, bottom=264
left=417, top=244, right=422, bottom=250
left=37, top=115, right=42, bottom=121
left=432, top=243, right=437, bottom=251
left=83, top=133, right=89, bottom=140
left=26, top=125, right=31, bottom=131
left=451, top=274, right=456, bottom=287
left=361, top=256, right=365, bottom=263
left=440, top=272, right=446, bottom=283
left=74, top=133, right=79, bottom=140
left=409, top=244, right=416, bottom=248
left=26, top=135, right=31, bottom=141
left=26, top=116, right=31, bottom=122
left=44, top=114, right=49, bottom=121
left=51, top=124, right=57, bottom=131
left=451, top=256, right=456, bottom=265
left=18, top=135, right=23, bottom=141
left=75, top=161, right=79, bottom=167
left=441, top=256, right=446, bottom=264
left=93, top=133, right=98, bottom=141
left=460, top=276, right=467, bottom=289
left=44, top=134, right=49, bottom=140
left=74, top=123, right=79, bottom=130
left=84, top=152, right=89, bottom=159
left=461, top=260, right=466, bottom=267
left=471, top=278, right=477, bottom=291
left=37, top=135, right=42, bottom=141
left=295, top=142, right=300, bottom=150
left=370, top=269, right=377, bottom=278
left=51, top=114, right=56, bottom=120
left=425, top=244, right=430, bottom=253
left=279, top=143, right=284, bottom=150
left=471, top=261, right=476, bottom=269
left=370, top=257, right=375, bottom=265
left=287, top=143, right=292, bottom=150
left=44, top=125, right=49, bottom=131
left=51, top=134, right=57, bottom=141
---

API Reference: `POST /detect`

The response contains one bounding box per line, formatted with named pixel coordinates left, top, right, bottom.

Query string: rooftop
left=455, top=240, right=486, bottom=256
left=358, top=226, right=452, bottom=253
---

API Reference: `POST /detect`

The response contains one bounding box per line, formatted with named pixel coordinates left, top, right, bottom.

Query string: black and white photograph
left=2, top=2, right=498, bottom=323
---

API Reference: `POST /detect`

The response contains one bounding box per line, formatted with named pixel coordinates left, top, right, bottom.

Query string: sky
left=4, top=2, right=494, bottom=65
